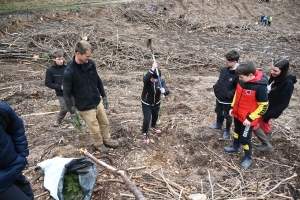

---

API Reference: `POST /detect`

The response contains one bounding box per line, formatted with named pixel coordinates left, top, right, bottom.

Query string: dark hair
left=235, top=60, right=256, bottom=76
left=52, top=50, right=64, bottom=59
left=75, top=40, right=93, bottom=54
left=269, top=58, right=289, bottom=88
left=225, top=50, right=239, bottom=62
left=152, top=69, right=161, bottom=78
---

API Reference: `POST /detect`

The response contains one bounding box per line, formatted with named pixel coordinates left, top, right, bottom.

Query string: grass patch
left=65, top=5, right=79, bottom=11
left=0, top=0, right=109, bottom=14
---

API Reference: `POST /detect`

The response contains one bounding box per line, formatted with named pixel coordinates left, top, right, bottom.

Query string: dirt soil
left=0, top=0, right=300, bottom=199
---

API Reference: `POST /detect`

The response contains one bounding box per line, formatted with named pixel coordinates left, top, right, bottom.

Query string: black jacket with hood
left=141, top=69, right=169, bottom=106
left=263, top=75, right=297, bottom=122
left=63, top=58, right=106, bottom=114
left=213, top=66, right=239, bottom=104
left=45, top=62, right=67, bottom=96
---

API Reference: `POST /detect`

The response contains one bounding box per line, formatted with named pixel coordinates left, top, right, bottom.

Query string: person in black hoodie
left=45, top=50, right=69, bottom=127
left=209, top=50, right=240, bottom=139
left=0, top=101, right=34, bottom=200
left=63, top=40, right=119, bottom=153
left=141, top=62, right=169, bottom=144
left=254, top=58, right=297, bottom=151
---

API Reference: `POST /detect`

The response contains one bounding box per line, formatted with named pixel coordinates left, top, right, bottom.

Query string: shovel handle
left=152, top=54, right=156, bottom=63
left=151, top=54, right=164, bottom=97
left=156, top=68, right=165, bottom=97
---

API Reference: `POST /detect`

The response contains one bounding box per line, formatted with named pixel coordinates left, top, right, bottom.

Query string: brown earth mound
left=0, top=0, right=300, bottom=199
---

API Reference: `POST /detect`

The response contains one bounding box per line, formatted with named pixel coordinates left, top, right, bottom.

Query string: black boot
left=54, top=114, right=65, bottom=127
left=224, top=138, right=240, bottom=153
left=254, top=128, right=273, bottom=151
left=223, top=119, right=232, bottom=139
left=209, top=114, right=224, bottom=129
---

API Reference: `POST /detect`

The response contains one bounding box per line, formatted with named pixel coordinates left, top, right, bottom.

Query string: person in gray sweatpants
left=45, top=50, right=70, bottom=127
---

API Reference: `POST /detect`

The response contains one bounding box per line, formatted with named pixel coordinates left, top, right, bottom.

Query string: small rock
left=188, top=193, right=207, bottom=200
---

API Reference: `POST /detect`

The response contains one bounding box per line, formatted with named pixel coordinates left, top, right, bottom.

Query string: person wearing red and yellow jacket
left=224, top=60, right=268, bottom=168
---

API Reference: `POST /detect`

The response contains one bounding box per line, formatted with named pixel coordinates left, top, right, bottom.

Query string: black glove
left=102, top=96, right=108, bottom=109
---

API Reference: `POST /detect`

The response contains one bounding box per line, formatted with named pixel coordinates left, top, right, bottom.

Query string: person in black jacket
left=254, top=58, right=297, bottom=151
left=45, top=50, right=69, bottom=127
left=63, top=40, right=119, bottom=153
left=0, top=101, right=34, bottom=200
left=141, top=62, right=169, bottom=144
left=209, top=50, right=240, bottom=138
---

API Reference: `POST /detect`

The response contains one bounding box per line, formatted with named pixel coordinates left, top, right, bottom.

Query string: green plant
left=66, top=6, right=78, bottom=11
left=94, top=3, right=106, bottom=8
left=62, top=173, right=84, bottom=200
left=69, top=110, right=82, bottom=132
left=41, top=53, right=50, bottom=59
left=49, top=105, right=54, bottom=112
left=22, top=33, right=31, bottom=42
left=173, top=95, right=177, bottom=101
left=158, top=107, right=163, bottom=117
left=41, top=53, right=51, bottom=65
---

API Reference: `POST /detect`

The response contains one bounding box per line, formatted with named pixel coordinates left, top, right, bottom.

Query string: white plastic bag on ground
left=37, top=157, right=98, bottom=200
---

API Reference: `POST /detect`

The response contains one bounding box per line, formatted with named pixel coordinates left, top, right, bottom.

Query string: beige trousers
left=78, top=102, right=110, bottom=146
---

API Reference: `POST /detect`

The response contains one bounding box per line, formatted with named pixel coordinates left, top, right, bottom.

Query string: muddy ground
left=0, top=0, right=300, bottom=199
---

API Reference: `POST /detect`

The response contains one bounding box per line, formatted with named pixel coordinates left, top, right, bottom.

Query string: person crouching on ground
left=63, top=40, right=119, bottom=154
left=209, top=50, right=240, bottom=139
left=224, top=60, right=269, bottom=168
left=141, top=62, right=169, bottom=144
left=253, top=58, right=297, bottom=151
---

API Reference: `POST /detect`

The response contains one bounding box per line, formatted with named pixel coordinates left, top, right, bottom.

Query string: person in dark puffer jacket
left=141, top=62, right=169, bottom=143
left=0, top=101, right=34, bottom=200
left=45, top=50, right=69, bottom=127
left=209, top=50, right=240, bottom=139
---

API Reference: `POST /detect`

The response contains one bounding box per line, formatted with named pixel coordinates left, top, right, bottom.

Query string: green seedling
left=62, top=173, right=84, bottom=200
left=69, top=111, right=82, bottom=132
left=158, top=107, right=163, bottom=117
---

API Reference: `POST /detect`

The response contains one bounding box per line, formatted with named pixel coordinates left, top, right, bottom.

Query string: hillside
left=0, top=0, right=300, bottom=199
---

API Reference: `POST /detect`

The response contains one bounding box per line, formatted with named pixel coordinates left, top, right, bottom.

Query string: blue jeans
left=0, top=174, right=34, bottom=200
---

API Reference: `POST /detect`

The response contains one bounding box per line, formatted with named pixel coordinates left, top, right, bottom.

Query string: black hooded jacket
left=263, top=75, right=297, bottom=122
left=141, top=69, right=169, bottom=105
left=45, top=62, right=67, bottom=96
left=63, top=58, right=106, bottom=114
left=213, top=66, right=239, bottom=103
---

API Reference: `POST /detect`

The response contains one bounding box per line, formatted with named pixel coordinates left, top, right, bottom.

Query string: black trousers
left=214, top=100, right=232, bottom=122
left=0, top=174, right=34, bottom=200
left=233, top=118, right=253, bottom=158
left=142, top=103, right=160, bottom=134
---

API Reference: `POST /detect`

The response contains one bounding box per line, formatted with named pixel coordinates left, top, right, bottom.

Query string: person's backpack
left=263, top=16, right=268, bottom=21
